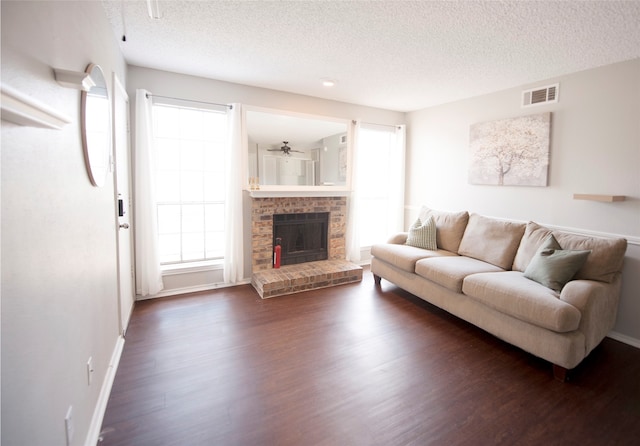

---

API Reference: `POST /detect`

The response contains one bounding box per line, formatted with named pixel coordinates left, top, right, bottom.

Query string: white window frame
left=151, top=98, right=228, bottom=268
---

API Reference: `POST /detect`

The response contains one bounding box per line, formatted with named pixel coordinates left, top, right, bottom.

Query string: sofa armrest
left=387, top=232, right=408, bottom=245
left=560, top=274, right=622, bottom=354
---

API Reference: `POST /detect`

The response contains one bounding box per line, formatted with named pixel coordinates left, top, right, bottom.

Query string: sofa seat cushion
left=371, top=243, right=457, bottom=273
left=415, top=256, right=503, bottom=293
left=462, top=271, right=581, bottom=333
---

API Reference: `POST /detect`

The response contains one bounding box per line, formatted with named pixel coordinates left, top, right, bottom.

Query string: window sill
left=161, top=260, right=223, bottom=276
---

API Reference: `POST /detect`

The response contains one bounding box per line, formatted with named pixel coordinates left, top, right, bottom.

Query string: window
left=357, top=124, right=405, bottom=247
left=152, top=102, right=228, bottom=265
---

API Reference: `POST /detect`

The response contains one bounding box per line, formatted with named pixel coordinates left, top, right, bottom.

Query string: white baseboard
left=607, top=331, right=640, bottom=349
left=84, top=335, right=125, bottom=446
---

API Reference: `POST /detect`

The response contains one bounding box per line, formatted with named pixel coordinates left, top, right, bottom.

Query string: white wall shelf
left=573, top=194, right=626, bottom=202
left=54, top=68, right=95, bottom=91
left=1, top=83, right=71, bottom=129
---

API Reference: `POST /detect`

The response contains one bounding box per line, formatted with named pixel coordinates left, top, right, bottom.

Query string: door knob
left=119, top=223, right=130, bottom=229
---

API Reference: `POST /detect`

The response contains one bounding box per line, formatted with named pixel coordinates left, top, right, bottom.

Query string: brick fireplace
left=250, top=196, right=347, bottom=272
left=250, top=195, right=362, bottom=298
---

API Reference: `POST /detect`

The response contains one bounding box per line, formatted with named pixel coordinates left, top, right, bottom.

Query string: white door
left=113, top=74, right=135, bottom=335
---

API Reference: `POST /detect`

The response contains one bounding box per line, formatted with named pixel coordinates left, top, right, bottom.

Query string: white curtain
left=345, top=120, right=362, bottom=263
left=388, top=125, right=406, bottom=233
left=223, top=103, right=244, bottom=283
left=134, top=89, right=164, bottom=296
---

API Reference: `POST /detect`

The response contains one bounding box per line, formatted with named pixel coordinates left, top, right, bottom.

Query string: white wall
left=127, top=66, right=405, bottom=296
left=406, top=59, right=640, bottom=343
left=1, top=2, right=126, bottom=445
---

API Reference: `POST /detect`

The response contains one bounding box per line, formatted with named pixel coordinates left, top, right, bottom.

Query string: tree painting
left=468, top=112, right=551, bottom=186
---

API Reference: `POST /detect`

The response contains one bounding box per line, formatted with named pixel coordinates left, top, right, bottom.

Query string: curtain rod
left=146, top=93, right=232, bottom=109
left=356, top=120, right=404, bottom=130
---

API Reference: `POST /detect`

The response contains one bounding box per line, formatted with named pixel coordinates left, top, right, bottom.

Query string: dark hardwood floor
left=100, top=268, right=640, bottom=445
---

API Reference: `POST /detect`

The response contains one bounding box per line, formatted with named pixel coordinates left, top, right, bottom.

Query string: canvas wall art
left=468, top=112, right=551, bottom=186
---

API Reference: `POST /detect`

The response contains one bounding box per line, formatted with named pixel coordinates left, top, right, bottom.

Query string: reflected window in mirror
left=81, top=64, right=111, bottom=187
left=245, top=107, right=351, bottom=191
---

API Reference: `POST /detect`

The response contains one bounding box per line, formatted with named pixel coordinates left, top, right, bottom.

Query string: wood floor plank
left=100, top=269, right=640, bottom=445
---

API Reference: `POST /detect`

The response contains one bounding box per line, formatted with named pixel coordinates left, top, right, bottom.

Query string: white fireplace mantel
left=247, top=188, right=351, bottom=198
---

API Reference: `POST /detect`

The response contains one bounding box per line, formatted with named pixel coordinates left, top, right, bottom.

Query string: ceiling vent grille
left=522, top=83, right=559, bottom=107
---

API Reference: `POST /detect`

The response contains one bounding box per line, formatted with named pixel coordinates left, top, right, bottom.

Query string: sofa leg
left=553, top=364, right=568, bottom=382
left=373, top=274, right=382, bottom=286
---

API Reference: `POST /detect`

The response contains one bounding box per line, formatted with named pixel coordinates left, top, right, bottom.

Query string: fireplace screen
left=273, top=212, right=329, bottom=265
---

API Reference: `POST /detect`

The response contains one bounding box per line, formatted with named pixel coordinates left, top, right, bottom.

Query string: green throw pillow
left=406, top=216, right=437, bottom=250
left=524, top=234, right=590, bottom=292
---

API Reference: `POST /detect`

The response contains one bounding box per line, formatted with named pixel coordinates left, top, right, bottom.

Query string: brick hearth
left=252, top=259, right=363, bottom=299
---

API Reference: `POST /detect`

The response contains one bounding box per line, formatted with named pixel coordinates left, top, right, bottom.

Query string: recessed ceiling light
left=321, top=78, right=337, bottom=87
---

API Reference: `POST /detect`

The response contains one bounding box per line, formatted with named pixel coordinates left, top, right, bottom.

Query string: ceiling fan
left=267, top=141, right=303, bottom=156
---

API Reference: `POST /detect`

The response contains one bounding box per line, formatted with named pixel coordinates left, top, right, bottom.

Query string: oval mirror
left=81, top=63, right=111, bottom=187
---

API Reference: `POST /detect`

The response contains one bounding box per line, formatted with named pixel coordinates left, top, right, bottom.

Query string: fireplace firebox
left=273, top=212, right=329, bottom=266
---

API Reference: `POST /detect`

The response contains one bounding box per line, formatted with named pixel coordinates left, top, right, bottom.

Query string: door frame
left=112, top=73, right=135, bottom=335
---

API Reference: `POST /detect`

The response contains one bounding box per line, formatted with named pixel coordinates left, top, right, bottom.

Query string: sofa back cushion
left=513, top=221, right=627, bottom=283
left=552, top=231, right=626, bottom=283
left=457, top=214, right=526, bottom=270
left=512, top=222, right=553, bottom=272
left=418, top=206, right=469, bottom=253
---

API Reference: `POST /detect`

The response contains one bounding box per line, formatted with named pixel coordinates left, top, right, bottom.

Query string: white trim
left=161, top=260, right=223, bottom=276
left=121, top=301, right=134, bottom=337
left=84, top=335, right=125, bottom=446
left=1, top=83, right=72, bottom=129
left=607, top=331, right=640, bottom=349
left=137, top=279, right=252, bottom=300
left=248, top=188, right=351, bottom=198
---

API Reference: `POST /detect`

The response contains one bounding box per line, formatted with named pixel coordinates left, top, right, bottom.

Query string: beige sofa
left=371, top=206, right=627, bottom=381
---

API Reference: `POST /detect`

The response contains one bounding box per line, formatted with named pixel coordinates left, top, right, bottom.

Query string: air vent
left=522, top=83, right=559, bottom=107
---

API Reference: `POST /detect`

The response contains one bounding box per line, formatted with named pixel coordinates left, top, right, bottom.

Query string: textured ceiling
left=102, top=1, right=640, bottom=112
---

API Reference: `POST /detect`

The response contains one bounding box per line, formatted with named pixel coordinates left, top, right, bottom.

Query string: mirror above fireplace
left=245, top=106, right=352, bottom=195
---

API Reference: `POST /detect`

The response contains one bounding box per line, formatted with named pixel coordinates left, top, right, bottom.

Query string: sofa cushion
left=512, top=221, right=553, bottom=272
left=524, top=234, right=591, bottom=291
left=553, top=231, right=626, bottom=283
left=406, top=216, right=437, bottom=250
left=418, top=206, right=469, bottom=253
left=371, top=243, right=457, bottom=273
left=512, top=221, right=627, bottom=283
left=415, top=256, right=503, bottom=293
left=457, top=214, right=526, bottom=270
left=462, top=271, right=582, bottom=333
